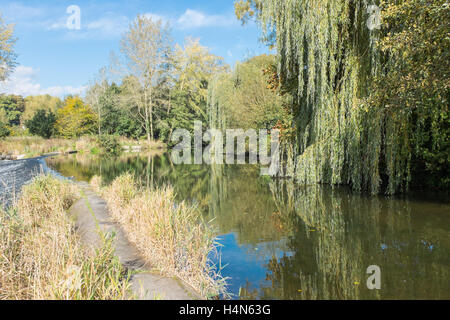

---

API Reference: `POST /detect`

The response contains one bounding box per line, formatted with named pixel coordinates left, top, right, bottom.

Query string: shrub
left=98, top=135, right=121, bottom=156
left=0, top=121, right=10, bottom=138
left=25, top=109, right=56, bottom=139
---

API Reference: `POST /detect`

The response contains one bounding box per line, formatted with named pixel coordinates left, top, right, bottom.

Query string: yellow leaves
left=234, top=0, right=256, bottom=23
left=55, top=97, right=97, bottom=138
left=174, top=38, right=226, bottom=101
left=0, top=14, right=17, bottom=80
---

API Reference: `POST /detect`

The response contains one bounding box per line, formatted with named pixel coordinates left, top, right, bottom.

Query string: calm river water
left=46, top=152, right=450, bottom=300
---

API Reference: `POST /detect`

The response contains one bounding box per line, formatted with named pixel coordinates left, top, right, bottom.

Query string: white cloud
left=0, top=66, right=86, bottom=97
left=86, top=14, right=129, bottom=38
left=176, top=9, right=237, bottom=29
left=47, top=18, right=67, bottom=31
left=143, top=13, right=167, bottom=24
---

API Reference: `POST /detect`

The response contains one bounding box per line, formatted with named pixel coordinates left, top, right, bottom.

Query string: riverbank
left=92, top=174, right=228, bottom=299
left=0, top=156, right=225, bottom=300
left=0, top=175, right=130, bottom=299
left=71, top=182, right=200, bottom=300
left=0, top=136, right=166, bottom=160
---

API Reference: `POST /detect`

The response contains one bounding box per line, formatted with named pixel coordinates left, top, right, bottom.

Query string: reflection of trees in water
left=254, top=180, right=450, bottom=300
left=47, top=154, right=449, bottom=299
left=208, top=164, right=292, bottom=246
left=48, top=152, right=213, bottom=213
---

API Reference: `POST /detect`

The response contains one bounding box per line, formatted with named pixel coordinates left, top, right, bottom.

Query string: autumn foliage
left=55, top=97, right=97, bottom=138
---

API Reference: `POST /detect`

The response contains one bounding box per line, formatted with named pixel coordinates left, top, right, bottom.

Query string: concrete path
left=69, top=182, right=200, bottom=300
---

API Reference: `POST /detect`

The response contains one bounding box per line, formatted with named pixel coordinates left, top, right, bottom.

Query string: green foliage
left=97, top=135, right=121, bottom=156
left=237, top=0, right=449, bottom=194
left=155, top=38, right=227, bottom=142
left=56, top=97, right=97, bottom=138
left=99, top=83, right=143, bottom=139
left=370, top=0, right=450, bottom=191
left=209, top=54, right=292, bottom=132
left=87, top=38, right=226, bottom=144
left=25, top=109, right=56, bottom=139
left=0, top=95, right=25, bottom=126
left=0, top=121, right=9, bottom=138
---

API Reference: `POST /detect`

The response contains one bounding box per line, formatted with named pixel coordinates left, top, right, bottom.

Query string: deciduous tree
left=25, top=109, right=56, bottom=139
left=55, top=97, right=97, bottom=138
left=120, top=15, right=172, bottom=143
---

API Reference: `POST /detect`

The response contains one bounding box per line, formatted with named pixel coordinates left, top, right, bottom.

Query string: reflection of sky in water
left=216, top=233, right=293, bottom=299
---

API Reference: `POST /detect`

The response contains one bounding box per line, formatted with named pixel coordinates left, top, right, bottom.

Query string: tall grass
left=0, top=136, right=166, bottom=159
left=0, top=136, right=75, bottom=157
left=100, top=173, right=227, bottom=299
left=0, top=175, right=130, bottom=300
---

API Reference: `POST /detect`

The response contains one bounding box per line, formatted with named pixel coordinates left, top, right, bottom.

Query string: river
left=6, top=152, right=449, bottom=299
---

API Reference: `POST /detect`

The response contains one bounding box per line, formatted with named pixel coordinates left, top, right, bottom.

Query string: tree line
left=1, top=14, right=284, bottom=147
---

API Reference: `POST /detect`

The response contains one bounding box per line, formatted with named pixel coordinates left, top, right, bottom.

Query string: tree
left=233, top=0, right=449, bottom=193
left=370, top=0, right=450, bottom=189
left=162, top=38, right=227, bottom=141
left=55, top=97, right=97, bottom=138
left=87, top=80, right=144, bottom=138
left=173, top=38, right=226, bottom=121
left=85, top=67, right=109, bottom=136
left=120, top=15, right=172, bottom=143
left=23, top=95, right=62, bottom=122
left=0, top=14, right=17, bottom=81
left=209, top=54, right=291, bottom=130
left=25, top=109, right=56, bottom=139
left=0, top=94, right=25, bottom=126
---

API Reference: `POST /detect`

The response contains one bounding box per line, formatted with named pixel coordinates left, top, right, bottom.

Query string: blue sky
left=0, top=0, right=269, bottom=97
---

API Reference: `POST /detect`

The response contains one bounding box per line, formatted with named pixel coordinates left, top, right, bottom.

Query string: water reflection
left=47, top=153, right=450, bottom=300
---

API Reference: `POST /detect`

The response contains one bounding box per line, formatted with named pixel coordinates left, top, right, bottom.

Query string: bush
left=0, top=121, right=10, bottom=138
left=98, top=135, right=121, bottom=156
left=25, top=109, right=56, bottom=139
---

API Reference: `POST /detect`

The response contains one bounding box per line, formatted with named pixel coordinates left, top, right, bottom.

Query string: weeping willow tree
left=233, top=0, right=449, bottom=194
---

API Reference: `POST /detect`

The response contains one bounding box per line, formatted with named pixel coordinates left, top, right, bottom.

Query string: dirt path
left=69, top=182, right=200, bottom=300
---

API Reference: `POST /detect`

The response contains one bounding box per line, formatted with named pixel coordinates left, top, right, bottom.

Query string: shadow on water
left=46, top=152, right=450, bottom=300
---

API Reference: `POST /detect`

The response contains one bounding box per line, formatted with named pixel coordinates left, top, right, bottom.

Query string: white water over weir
left=0, top=157, right=64, bottom=209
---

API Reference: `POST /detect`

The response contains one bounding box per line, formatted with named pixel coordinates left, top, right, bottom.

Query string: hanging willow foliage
left=251, top=0, right=386, bottom=194
left=228, top=0, right=449, bottom=195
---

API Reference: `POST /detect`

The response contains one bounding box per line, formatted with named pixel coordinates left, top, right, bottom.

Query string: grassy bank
left=0, top=136, right=166, bottom=159
left=0, top=175, right=130, bottom=300
left=94, top=174, right=227, bottom=299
